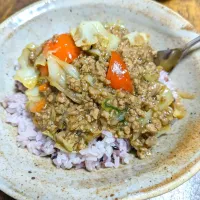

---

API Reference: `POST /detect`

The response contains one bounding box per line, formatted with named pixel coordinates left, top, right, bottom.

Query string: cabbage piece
left=47, top=55, right=82, bottom=104
left=48, top=77, right=82, bottom=104
left=158, top=87, right=174, bottom=110
left=107, top=33, right=120, bottom=51
left=26, top=43, right=37, bottom=51
left=25, top=86, right=43, bottom=112
left=157, top=125, right=170, bottom=138
left=34, top=53, right=46, bottom=67
left=63, top=88, right=82, bottom=104
left=87, top=48, right=101, bottom=57
left=55, top=131, right=87, bottom=152
left=139, top=110, right=152, bottom=127
left=15, top=67, right=38, bottom=89
left=173, top=99, right=186, bottom=119
left=144, top=73, right=159, bottom=82
left=124, top=32, right=150, bottom=46
left=25, top=87, right=41, bottom=102
left=71, top=21, right=120, bottom=51
left=42, top=130, right=54, bottom=139
left=47, top=55, right=67, bottom=88
left=64, top=65, right=80, bottom=79
left=15, top=46, right=39, bottom=89
left=50, top=55, right=80, bottom=79
left=178, top=91, right=195, bottom=99
left=84, top=75, right=95, bottom=86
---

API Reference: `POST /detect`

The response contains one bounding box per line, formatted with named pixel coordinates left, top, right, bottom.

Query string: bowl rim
left=0, top=0, right=199, bottom=200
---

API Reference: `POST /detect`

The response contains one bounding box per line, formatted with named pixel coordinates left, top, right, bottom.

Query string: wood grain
left=162, top=0, right=200, bottom=32
left=0, top=0, right=199, bottom=199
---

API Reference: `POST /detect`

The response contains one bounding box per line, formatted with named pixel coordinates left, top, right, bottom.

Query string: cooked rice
left=2, top=93, right=131, bottom=171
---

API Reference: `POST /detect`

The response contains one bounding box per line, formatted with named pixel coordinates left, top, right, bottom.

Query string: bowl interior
left=0, top=0, right=200, bottom=199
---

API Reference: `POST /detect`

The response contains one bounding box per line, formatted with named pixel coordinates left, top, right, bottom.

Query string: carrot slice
left=29, top=99, right=46, bottom=113
left=39, top=83, right=48, bottom=92
left=107, top=51, right=134, bottom=93
left=43, top=33, right=81, bottom=63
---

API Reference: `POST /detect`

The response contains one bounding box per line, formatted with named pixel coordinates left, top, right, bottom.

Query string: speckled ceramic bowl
left=0, top=0, right=200, bottom=199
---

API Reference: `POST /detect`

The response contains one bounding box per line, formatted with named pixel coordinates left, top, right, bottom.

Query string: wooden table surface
left=0, top=0, right=199, bottom=199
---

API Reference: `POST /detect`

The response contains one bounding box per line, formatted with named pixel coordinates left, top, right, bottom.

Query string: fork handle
left=181, top=35, right=200, bottom=58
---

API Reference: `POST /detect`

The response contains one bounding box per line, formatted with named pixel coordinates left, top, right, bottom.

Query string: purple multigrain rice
left=2, top=93, right=131, bottom=171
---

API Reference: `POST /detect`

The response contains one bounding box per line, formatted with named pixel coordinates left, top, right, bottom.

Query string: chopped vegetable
left=15, top=68, right=38, bottom=89
left=47, top=55, right=67, bottom=88
left=38, top=65, right=49, bottom=76
left=117, top=112, right=126, bottom=122
left=25, top=87, right=41, bottom=102
left=55, top=132, right=74, bottom=152
left=87, top=48, right=101, bottom=57
left=48, top=77, right=82, bottom=104
left=46, top=55, right=82, bottom=103
left=144, top=73, right=159, bottom=82
left=49, top=55, right=80, bottom=79
left=173, top=99, right=186, bottom=119
left=157, top=125, right=170, bottom=138
left=63, top=88, right=82, bottom=104
left=83, top=131, right=101, bottom=143
left=64, top=64, right=80, bottom=79
left=124, top=32, right=150, bottom=46
left=107, top=33, right=120, bottom=51
left=158, top=87, right=174, bottom=110
left=39, top=83, right=48, bottom=92
left=102, top=99, right=121, bottom=112
left=178, top=91, right=195, bottom=99
left=42, top=130, right=54, bottom=139
left=102, top=99, right=127, bottom=123
left=43, top=33, right=81, bottom=63
left=15, top=47, right=39, bottom=89
left=71, top=21, right=120, bottom=51
left=106, top=51, right=133, bottom=93
left=28, top=98, right=46, bottom=113
left=139, top=110, right=152, bottom=127
left=26, top=43, right=37, bottom=51
left=84, top=75, right=95, bottom=86
left=34, top=53, right=46, bottom=67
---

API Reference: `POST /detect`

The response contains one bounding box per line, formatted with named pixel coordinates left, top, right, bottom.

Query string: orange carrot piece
left=29, top=99, right=46, bottom=113
left=39, top=83, right=48, bottom=92
left=106, top=52, right=134, bottom=93
left=43, top=33, right=81, bottom=63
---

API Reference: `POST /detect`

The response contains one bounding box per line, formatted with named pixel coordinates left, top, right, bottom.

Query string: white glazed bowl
left=0, top=0, right=200, bottom=199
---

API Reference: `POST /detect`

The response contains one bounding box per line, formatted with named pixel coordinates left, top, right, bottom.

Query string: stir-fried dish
left=15, top=21, right=185, bottom=158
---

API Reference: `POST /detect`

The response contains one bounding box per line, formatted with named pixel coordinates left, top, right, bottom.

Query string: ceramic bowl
left=0, top=0, right=200, bottom=199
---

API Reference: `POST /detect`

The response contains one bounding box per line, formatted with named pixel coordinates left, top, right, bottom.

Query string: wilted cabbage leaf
left=34, top=53, right=46, bottom=67
left=158, top=87, right=174, bottom=110
left=173, top=99, right=186, bottom=119
left=47, top=55, right=82, bottom=104
left=25, top=87, right=41, bottom=102
left=124, top=32, right=150, bottom=46
left=51, top=55, right=80, bottom=79
left=71, top=21, right=120, bottom=51
left=139, top=110, right=152, bottom=127
left=47, top=55, right=67, bottom=88
left=15, top=46, right=39, bottom=89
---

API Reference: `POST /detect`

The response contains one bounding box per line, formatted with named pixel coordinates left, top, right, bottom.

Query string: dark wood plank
left=0, top=0, right=38, bottom=23
left=0, top=191, right=13, bottom=200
